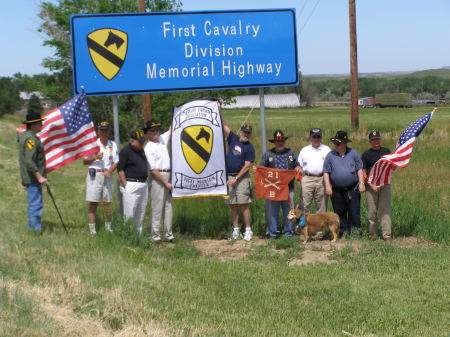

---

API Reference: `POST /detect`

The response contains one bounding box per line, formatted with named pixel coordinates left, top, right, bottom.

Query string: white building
left=223, top=93, right=301, bottom=109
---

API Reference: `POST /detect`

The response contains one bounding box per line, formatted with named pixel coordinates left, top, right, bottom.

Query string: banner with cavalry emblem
left=171, top=100, right=227, bottom=199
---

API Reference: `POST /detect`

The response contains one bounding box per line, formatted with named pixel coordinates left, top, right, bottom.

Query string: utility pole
left=349, top=0, right=359, bottom=128
left=138, top=0, right=152, bottom=122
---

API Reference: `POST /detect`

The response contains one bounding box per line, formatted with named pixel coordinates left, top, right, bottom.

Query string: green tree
left=0, top=77, right=22, bottom=116
left=37, top=0, right=243, bottom=138
left=27, top=94, right=44, bottom=115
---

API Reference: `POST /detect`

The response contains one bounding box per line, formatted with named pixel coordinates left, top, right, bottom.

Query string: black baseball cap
left=144, top=120, right=161, bottom=132
left=131, top=129, right=147, bottom=143
left=368, top=130, right=381, bottom=140
left=310, top=128, right=322, bottom=137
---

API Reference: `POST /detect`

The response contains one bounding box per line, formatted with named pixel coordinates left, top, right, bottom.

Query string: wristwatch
left=359, top=181, right=365, bottom=185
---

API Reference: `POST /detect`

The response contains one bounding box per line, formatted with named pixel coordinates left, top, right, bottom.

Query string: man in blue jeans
left=260, top=130, right=301, bottom=238
left=323, top=131, right=365, bottom=236
left=18, top=112, right=49, bottom=232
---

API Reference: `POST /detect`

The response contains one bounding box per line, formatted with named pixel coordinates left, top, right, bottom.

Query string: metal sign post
left=259, top=87, right=267, bottom=154
left=112, top=95, right=123, bottom=215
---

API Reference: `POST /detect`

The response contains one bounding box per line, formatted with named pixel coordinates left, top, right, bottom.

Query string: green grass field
left=0, top=106, right=449, bottom=337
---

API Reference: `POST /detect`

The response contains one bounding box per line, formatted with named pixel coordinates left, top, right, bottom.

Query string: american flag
left=367, top=111, right=434, bottom=186
left=39, top=93, right=99, bottom=173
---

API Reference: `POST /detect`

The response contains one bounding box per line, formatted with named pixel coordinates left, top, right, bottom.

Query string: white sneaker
left=167, top=235, right=175, bottom=242
left=231, top=230, right=242, bottom=240
left=89, top=224, right=97, bottom=235
left=243, top=230, right=253, bottom=241
left=105, top=223, right=113, bottom=232
left=153, top=236, right=162, bottom=243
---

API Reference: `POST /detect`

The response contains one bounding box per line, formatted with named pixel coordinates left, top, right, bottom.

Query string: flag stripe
left=46, top=136, right=98, bottom=166
left=367, top=112, right=432, bottom=186
left=46, top=147, right=99, bottom=173
left=44, top=127, right=97, bottom=154
left=33, top=93, right=100, bottom=173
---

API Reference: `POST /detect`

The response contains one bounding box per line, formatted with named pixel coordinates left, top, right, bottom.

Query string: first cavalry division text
left=146, top=19, right=284, bottom=80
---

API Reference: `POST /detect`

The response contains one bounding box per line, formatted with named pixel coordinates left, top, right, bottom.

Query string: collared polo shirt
left=323, top=147, right=363, bottom=188
left=362, top=147, right=391, bottom=173
left=226, top=131, right=255, bottom=174
left=86, top=139, right=119, bottom=170
left=144, top=130, right=171, bottom=170
left=118, top=144, right=148, bottom=180
left=298, top=143, right=331, bottom=175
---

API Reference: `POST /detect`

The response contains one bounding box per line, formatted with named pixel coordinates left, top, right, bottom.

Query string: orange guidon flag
left=254, top=166, right=297, bottom=201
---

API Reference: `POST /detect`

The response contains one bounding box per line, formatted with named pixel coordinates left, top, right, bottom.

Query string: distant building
left=358, top=97, right=375, bottom=108
left=20, top=92, right=52, bottom=109
left=223, top=93, right=301, bottom=109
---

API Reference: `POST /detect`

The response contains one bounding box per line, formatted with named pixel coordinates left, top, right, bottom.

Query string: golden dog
left=287, top=209, right=340, bottom=243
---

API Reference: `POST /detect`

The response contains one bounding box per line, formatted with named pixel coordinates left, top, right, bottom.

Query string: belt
left=126, top=178, right=147, bottom=183
left=228, top=173, right=238, bottom=176
left=304, top=173, right=323, bottom=177
left=158, top=169, right=171, bottom=172
left=95, top=169, right=104, bottom=172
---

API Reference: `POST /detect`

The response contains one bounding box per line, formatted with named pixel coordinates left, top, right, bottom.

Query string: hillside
left=304, top=67, right=450, bottom=81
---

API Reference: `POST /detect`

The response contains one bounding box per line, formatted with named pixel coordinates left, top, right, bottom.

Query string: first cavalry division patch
left=181, top=126, right=213, bottom=174
left=26, top=139, right=35, bottom=150
left=86, top=28, right=128, bottom=80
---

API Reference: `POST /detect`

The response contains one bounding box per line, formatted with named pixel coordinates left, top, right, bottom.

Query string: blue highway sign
left=70, top=9, right=298, bottom=96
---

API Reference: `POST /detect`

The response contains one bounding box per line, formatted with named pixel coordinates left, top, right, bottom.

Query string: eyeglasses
left=333, top=142, right=343, bottom=146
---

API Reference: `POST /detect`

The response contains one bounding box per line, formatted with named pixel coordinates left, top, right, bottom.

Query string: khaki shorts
left=225, top=174, right=252, bottom=205
left=86, top=172, right=113, bottom=203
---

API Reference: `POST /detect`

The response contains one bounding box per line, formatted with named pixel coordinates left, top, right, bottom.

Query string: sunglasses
left=333, top=142, right=344, bottom=146
left=312, top=135, right=321, bottom=139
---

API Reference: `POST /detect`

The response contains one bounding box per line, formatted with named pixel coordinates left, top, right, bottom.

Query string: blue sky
left=1, top=0, right=449, bottom=76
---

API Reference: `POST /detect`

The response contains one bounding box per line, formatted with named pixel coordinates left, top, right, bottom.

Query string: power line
left=300, top=0, right=322, bottom=33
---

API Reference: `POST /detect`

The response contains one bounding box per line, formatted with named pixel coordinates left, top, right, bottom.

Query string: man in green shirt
left=18, top=112, right=48, bottom=232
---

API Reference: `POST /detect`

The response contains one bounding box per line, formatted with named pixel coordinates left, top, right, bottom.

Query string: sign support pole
left=259, top=87, right=267, bottom=154
left=137, top=0, right=152, bottom=123
left=112, top=95, right=123, bottom=215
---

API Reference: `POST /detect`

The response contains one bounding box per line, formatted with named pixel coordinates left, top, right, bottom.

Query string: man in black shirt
left=362, top=130, right=392, bottom=241
left=118, top=130, right=148, bottom=234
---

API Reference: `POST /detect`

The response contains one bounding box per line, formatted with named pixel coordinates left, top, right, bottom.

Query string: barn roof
left=223, top=93, right=301, bottom=109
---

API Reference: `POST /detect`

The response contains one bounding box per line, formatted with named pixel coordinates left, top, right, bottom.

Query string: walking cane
left=46, top=185, right=69, bottom=234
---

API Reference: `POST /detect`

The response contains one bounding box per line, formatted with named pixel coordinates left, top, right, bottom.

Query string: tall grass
left=0, top=109, right=449, bottom=336
left=175, top=106, right=450, bottom=243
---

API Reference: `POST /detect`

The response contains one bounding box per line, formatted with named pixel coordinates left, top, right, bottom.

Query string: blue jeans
left=26, top=184, right=43, bottom=231
left=330, top=187, right=361, bottom=235
left=266, top=190, right=294, bottom=238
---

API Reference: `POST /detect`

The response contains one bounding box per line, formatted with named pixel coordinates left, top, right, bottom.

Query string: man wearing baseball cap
left=297, top=128, right=331, bottom=214
left=144, top=120, right=174, bottom=243
left=117, top=129, right=149, bottom=234
left=83, top=121, right=119, bottom=234
left=362, top=130, right=392, bottom=241
left=223, top=122, right=256, bottom=241
left=18, top=112, right=48, bottom=232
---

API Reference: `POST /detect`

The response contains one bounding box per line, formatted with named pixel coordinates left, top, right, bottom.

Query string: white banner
left=171, top=100, right=228, bottom=199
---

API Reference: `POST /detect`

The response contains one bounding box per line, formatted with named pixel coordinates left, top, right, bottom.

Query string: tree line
left=1, top=0, right=449, bottom=135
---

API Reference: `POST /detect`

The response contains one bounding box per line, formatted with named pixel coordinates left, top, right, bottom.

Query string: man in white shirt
left=298, top=128, right=331, bottom=214
left=144, top=120, right=174, bottom=242
left=83, top=122, right=119, bottom=234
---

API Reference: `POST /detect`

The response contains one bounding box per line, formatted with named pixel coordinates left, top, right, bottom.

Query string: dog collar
left=296, top=215, right=306, bottom=228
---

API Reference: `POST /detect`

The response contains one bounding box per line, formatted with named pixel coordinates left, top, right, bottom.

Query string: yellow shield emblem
left=181, top=126, right=213, bottom=174
left=86, top=28, right=128, bottom=80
